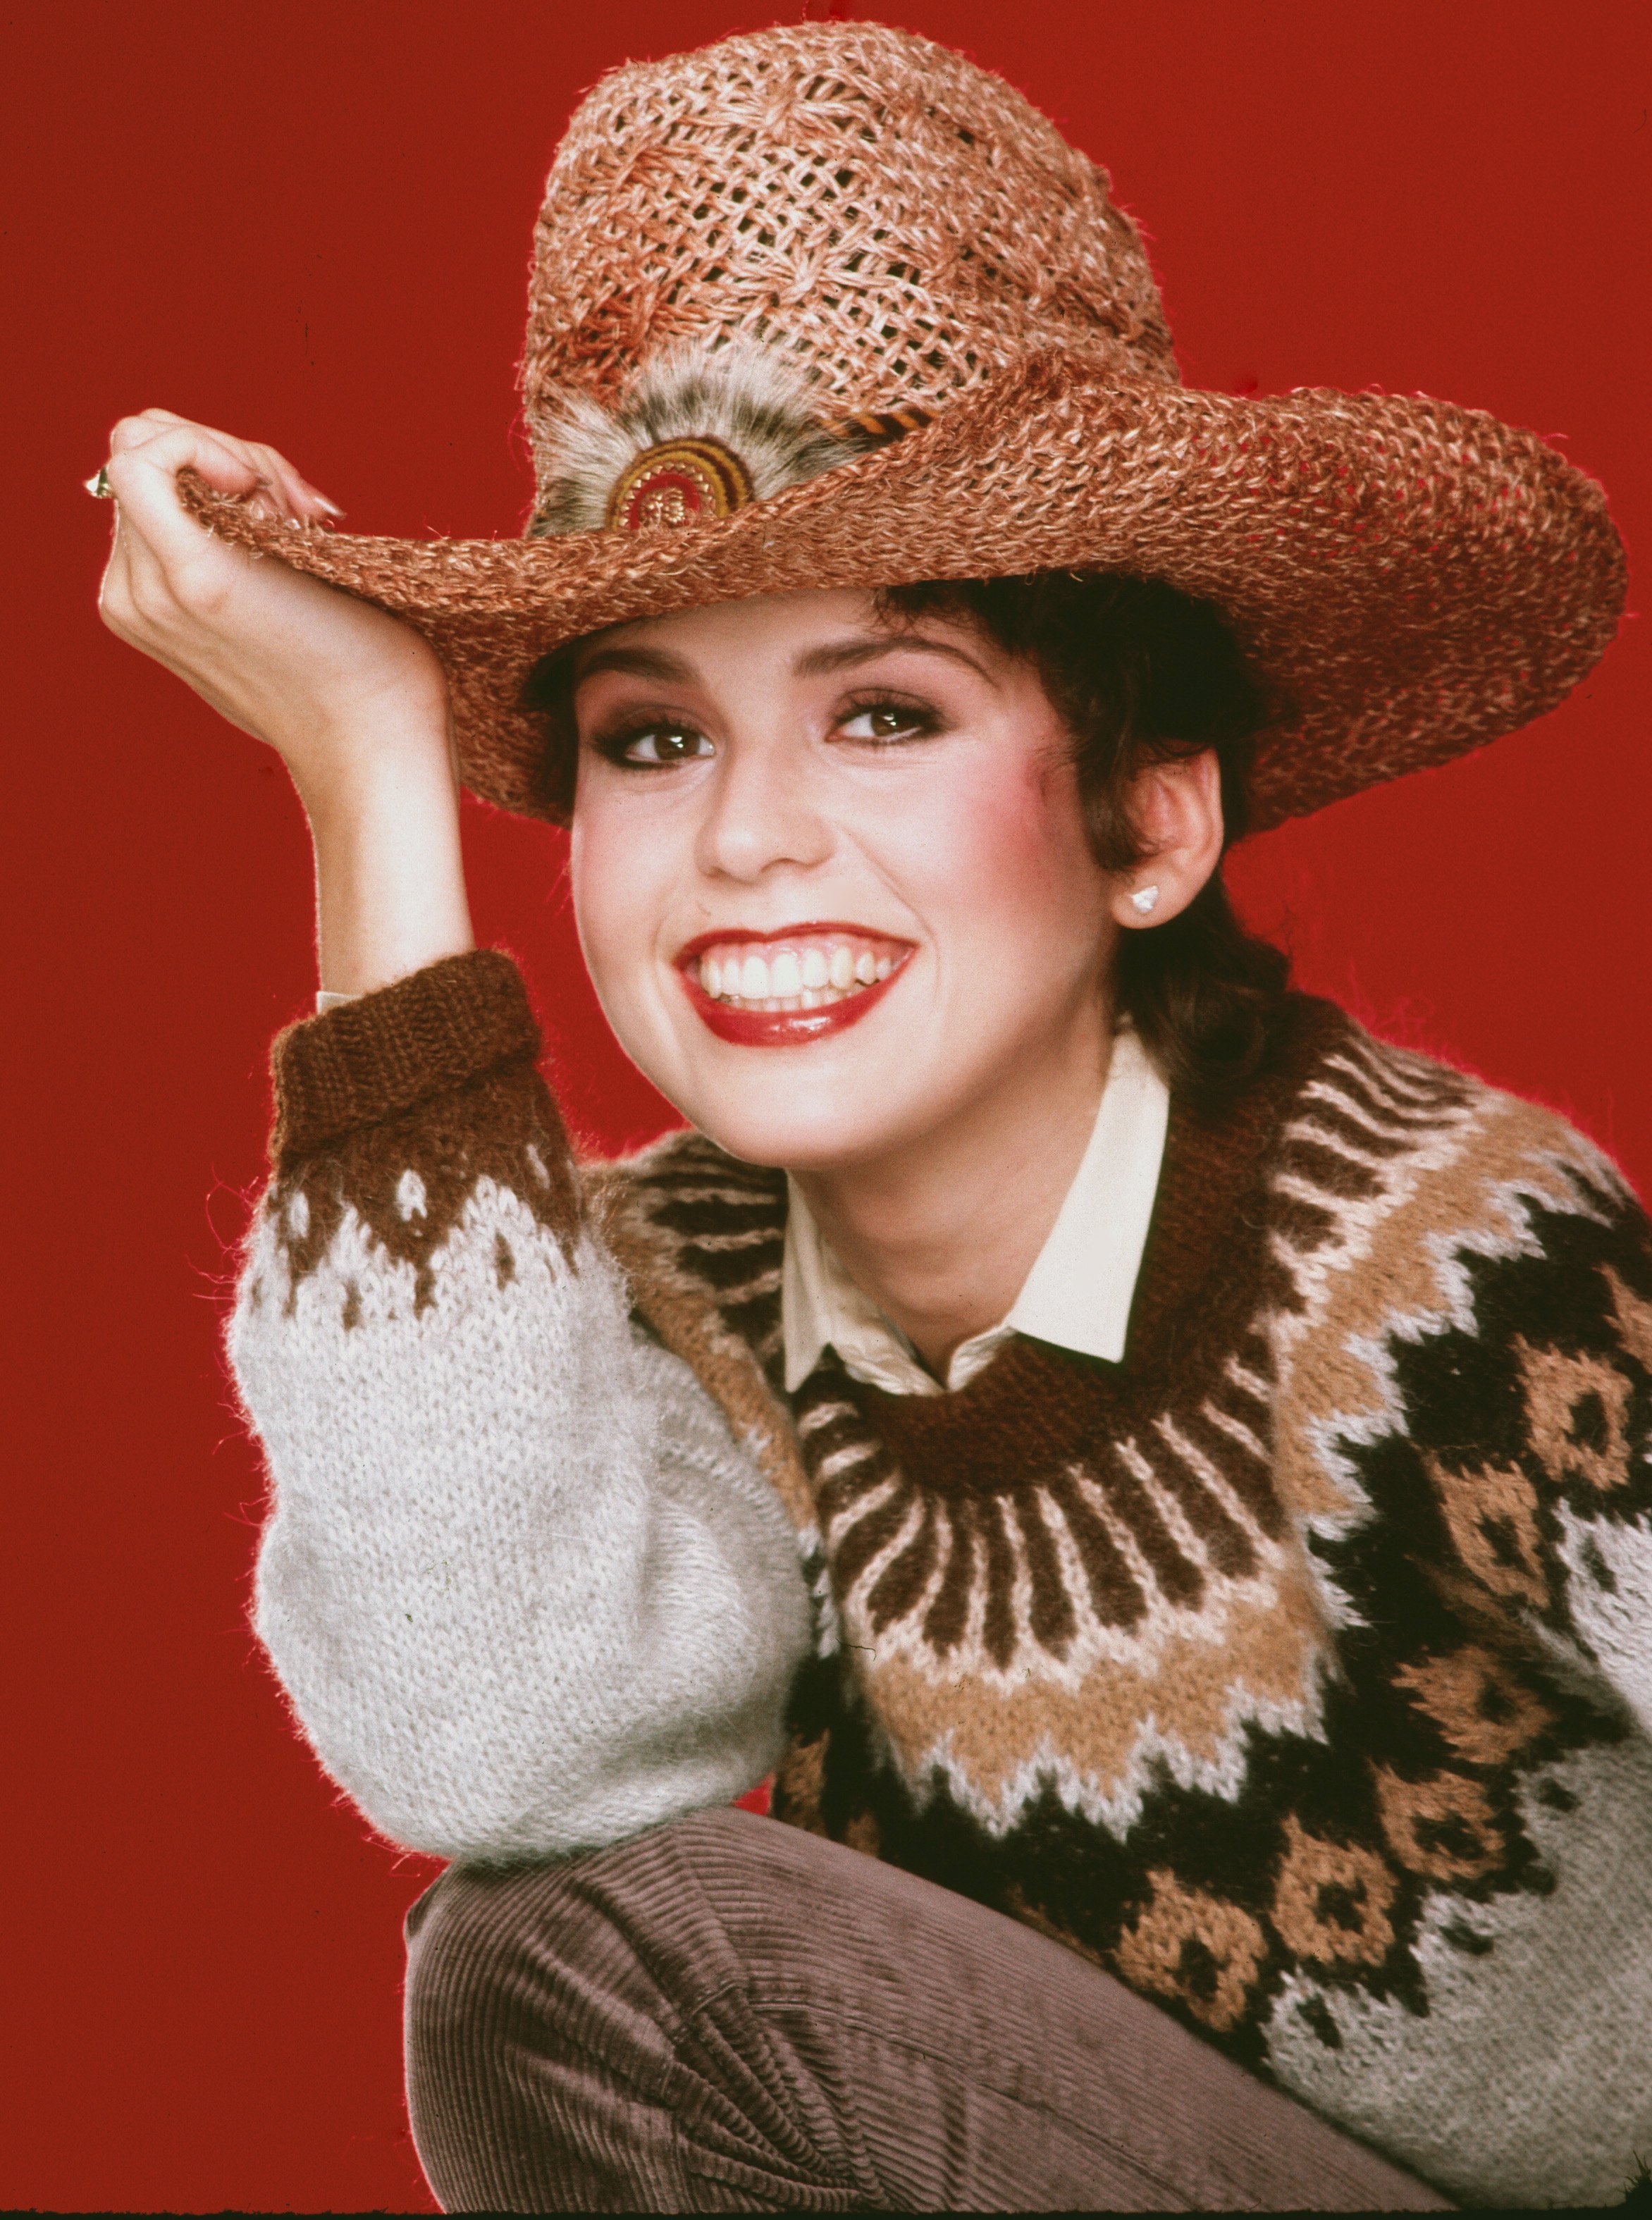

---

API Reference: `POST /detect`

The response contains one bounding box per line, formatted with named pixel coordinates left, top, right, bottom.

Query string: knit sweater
left=230, top=949, right=1652, bottom=2209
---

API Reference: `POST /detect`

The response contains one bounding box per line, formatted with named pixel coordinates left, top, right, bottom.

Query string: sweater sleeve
left=227, top=950, right=812, bottom=1861
left=1416, top=1127, right=1652, bottom=1735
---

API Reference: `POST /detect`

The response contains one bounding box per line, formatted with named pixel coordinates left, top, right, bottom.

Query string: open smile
left=676, top=924, right=914, bottom=1047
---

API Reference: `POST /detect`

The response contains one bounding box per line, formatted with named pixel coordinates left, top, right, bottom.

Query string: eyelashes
left=595, top=721, right=712, bottom=766
left=837, top=696, right=944, bottom=744
left=588, top=692, right=947, bottom=767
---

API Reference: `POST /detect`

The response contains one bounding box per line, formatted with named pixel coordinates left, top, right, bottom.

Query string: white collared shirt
left=782, top=1028, right=1170, bottom=1395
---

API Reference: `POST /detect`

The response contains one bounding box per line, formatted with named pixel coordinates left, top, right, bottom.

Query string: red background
left=4, top=1, right=1646, bottom=2209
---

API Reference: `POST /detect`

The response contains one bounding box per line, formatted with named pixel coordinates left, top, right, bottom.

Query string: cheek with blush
left=874, top=737, right=1105, bottom=984
left=563, top=654, right=1116, bottom=1166
left=567, top=808, right=684, bottom=1054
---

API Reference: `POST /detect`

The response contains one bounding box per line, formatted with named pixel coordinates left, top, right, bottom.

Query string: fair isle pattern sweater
left=232, top=950, right=1652, bottom=2209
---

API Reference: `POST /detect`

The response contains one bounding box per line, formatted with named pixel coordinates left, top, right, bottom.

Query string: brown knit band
left=271, top=949, right=539, bottom=1164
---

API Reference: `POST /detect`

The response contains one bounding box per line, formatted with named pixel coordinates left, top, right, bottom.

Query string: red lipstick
left=675, top=923, right=913, bottom=1049
left=682, top=965, right=905, bottom=1046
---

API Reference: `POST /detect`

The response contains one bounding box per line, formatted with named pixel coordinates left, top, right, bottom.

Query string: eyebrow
left=572, top=643, right=695, bottom=686
left=572, top=631, right=997, bottom=691
left=792, top=633, right=997, bottom=684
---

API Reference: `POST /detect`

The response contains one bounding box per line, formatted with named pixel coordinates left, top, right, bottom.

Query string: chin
left=657, top=1042, right=926, bottom=1170
left=621, top=987, right=958, bottom=1171
left=680, top=1087, right=893, bottom=1173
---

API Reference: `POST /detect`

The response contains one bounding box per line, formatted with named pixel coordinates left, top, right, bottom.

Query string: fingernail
left=315, top=497, right=346, bottom=519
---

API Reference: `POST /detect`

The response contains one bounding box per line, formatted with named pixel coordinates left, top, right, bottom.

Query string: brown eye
left=839, top=703, right=932, bottom=744
left=619, top=724, right=714, bottom=765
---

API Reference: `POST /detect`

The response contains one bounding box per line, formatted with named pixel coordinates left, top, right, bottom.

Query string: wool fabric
left=231, top=949, right=1652, bottom=2209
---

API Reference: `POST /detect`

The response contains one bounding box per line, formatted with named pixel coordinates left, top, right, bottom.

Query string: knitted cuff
left=271, top=949, right=541, bottom=1163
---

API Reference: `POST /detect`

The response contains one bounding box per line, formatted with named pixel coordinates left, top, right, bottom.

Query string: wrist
left=302, top=736, right=474, bottom=998
left=288, top=705, right=457, bottom=833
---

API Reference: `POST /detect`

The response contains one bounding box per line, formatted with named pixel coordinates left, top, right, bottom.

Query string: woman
left=93, top=20, right=1649, bottom=2214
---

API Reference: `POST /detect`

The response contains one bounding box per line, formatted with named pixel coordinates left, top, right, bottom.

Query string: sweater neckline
left=828, top=993, right=1352, bottom=1438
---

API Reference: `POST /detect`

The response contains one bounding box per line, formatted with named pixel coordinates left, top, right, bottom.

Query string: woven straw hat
left=188, top=20, right=1625, bottom=832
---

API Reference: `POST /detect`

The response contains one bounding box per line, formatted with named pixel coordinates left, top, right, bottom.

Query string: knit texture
left=271, top=948, right=541, bottom=1159
left=233, top=960, right=813, bottom=1859
left=232, top=951, right=1652, bottom=2209
left=175, top=18, right=1625, bottom=834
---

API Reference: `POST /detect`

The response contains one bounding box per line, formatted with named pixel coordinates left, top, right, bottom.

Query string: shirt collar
left=782, top=1028, right=1170, bottom=1395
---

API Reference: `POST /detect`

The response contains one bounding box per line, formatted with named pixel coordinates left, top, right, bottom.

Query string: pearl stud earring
left=1130, top=884, right=1161, bottom=916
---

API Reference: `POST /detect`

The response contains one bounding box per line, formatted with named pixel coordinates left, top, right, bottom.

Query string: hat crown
left=198, top=22, right=1625, bottom=829
left=522, top=20, right=1177, bottom=464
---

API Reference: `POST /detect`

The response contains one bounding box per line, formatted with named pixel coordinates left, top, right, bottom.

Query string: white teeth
left=693, top=936, right=905, bottom=1009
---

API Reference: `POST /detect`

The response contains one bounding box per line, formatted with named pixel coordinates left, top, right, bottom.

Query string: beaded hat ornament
left=183, top=20, right=1626, bottom=830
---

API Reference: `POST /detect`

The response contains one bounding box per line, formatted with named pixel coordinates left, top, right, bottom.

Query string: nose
left=693, top=731, right=835, bottom=884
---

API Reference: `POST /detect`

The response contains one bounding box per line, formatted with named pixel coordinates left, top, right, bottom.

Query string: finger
left=110, top=414, right=281, bottom=514
left=109, top=494, right=183, bottom=605
left=108, top=411, right=343, bottom=519
left=99, top=499, right=274, bottom=733
left=246, top=439, right=344, bottom=522
left=97, top=500, right=197, bottom=648
left=110, top=409, right=197, bottom=455
left=241, top=435, right=343, bottom=520
left=101, top=424, right=271, bottom=571
left=95, top=510, right=138, bottom=633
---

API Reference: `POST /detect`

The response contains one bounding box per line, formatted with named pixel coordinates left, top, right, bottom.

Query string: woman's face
left=568, top=587, right=1121, bottom=1171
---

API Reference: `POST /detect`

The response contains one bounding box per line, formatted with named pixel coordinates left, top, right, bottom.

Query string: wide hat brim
left=185, top=350, right=1625, bottom=834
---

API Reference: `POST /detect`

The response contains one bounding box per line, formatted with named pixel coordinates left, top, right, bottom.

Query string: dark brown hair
left=524, top=571, right=1289, bottom=1108
left=875, top=574, right=1290, bottom=1106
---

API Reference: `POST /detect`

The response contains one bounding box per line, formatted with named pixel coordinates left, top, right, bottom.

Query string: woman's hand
left=95, top=409, right=474, bottom=995
left=97, top=409, right=450, bottom=805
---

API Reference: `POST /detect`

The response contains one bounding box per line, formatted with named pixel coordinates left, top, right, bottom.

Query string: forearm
left=230, top=954, right=810, bottom=1858
left=244, top=1281, right=810, bottom=1859
left=296, top=718, right=474, bottom=998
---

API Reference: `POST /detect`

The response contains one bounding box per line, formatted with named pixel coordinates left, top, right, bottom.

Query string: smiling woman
left=534, top=570, right=1282, bottom=1109
left=545, top=578, right=1275, bottom=1368
left=91, top=17, right=1651, bottom=2218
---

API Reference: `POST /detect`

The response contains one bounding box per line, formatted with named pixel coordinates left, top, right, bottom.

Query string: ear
left=1108, top=749, right=1224, bottom=930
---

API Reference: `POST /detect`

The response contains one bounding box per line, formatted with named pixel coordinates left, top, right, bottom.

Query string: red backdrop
left=4, top=1, right=1646, bottom=2209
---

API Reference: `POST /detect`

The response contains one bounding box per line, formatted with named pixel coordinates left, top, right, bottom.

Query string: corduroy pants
left=404, top=1806, right=1450, bottom=2213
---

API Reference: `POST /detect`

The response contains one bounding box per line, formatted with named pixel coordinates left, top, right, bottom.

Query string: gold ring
left=85, top=464, right=113, bottom=499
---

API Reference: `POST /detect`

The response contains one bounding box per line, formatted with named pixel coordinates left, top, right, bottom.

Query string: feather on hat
left=183, top=19, right=1626, bottom=831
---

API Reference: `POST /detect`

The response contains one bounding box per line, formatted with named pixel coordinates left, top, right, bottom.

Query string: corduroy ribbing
left=271, top=948, right=538, bottom=1164
left=403, top=1808, right=1451, bottom=2214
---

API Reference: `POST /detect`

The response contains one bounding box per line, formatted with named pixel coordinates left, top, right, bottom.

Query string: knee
left=402, top=1807, right=845, bottom=2071
left=402, top=1858, right=596, bottom=2208
left=402, top=1813, right=870, bottom=2212
left=401, top=1830, right=717, bottom=2211
left=403, top=1813, right=722, bottom=2062
left=404, top=1860, right=533, bottom=2077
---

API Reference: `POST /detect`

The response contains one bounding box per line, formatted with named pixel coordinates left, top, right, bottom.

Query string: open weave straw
left=185, top=20, right=1626, bottom=832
